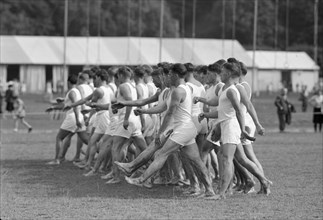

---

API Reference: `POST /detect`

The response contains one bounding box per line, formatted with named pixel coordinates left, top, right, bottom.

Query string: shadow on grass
left=1, top=159, right=183, bottom=200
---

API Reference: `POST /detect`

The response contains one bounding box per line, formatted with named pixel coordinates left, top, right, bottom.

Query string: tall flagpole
left=314, top=0, right=318, bottom=63
left=191, top=0, right=196, bottom=62
left=252, top=0, right=258, bottom=96
left=222, top=0, right=226, bottom=58
left=86, top=0, right=90, bottom=66
left=231, top=0, right=236, bottom=56
left=126, top=0, right=131, bottom=64
left=63, top=0, right=68, bottom=91
left=180, top=0, right=186, bottom=62
left=97, top=0, right=101, bottom=65
left=159, top=0, right=164, bottom=63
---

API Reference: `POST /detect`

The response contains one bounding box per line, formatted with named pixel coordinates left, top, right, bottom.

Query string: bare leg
left=235, top=144, right=272, bottom=195
left=84, top=133, right=103, bottom=167
left=217, top=143, right=236, bottom=198
left=73, top=136, right=83, bottom=162
left=21, top=118, right=32, bottom=129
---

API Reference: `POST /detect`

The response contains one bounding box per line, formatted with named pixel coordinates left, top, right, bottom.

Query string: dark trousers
left=278, top=112, right=287, bottom=131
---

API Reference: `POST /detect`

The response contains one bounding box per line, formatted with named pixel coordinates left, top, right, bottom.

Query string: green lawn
left=0, top=93, right=322, bottom=219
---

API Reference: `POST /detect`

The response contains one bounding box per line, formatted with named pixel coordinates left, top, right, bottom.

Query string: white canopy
left=1, top=35, right=253, bottom=66
left=247, top=50, right=319, bottom=71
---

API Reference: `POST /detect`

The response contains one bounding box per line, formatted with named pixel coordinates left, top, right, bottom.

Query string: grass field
left=0, top=93, right=322, bottom=219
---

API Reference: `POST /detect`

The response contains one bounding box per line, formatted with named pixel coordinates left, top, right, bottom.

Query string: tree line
left=1, top=0, right=322, bottom=61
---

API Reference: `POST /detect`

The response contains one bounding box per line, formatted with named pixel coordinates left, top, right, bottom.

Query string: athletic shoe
left=101, top=171, right=113, bottom=180
left=13, top=128, right=18, bottom=132
left=114, top=161, right=132, bottom=177
left=46, top=159, right=60, bottom=165
left=153, top=176, right=167, bottom=185
left=83, top=169, right=97, bottom=177
left=28, top=127, right=33, bottom=133
left=125, top=176, right=143, bottom=187
left=105, top=178, right=121, bottom=184
left=244, top=187, right=256, bottom=194
left=143, top=180, right=153, bottom=189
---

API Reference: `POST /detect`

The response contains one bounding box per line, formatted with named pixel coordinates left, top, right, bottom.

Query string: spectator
left=12, top=96, right=32, bottom=133
left=0, top=81, right=4, bottom=117
left=299, top=85, right=308, bottom=112
left=5, top=84, right=15, bottom=116
left=308, top=90, right=323, bottom=132
left=275, top=88, right=295, bottom=132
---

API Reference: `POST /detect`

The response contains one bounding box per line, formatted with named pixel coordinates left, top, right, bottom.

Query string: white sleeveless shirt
left=167, top=84, right=193, bottom=127
left=65, top=88, right=82, bottom=115
left=117, top=82, right=137, bottom=119
left=96, top=86, right=111, bottom=115
left=218, top=84, right=241, bottom=122
left=186, top=82, right=206, bottom=116
left=78, top=84, right=93, bottom=110
left=137, top=83, right=149, bottom=110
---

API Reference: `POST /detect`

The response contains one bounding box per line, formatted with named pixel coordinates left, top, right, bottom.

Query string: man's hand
left=256, top=124, right=265, bottom=136
left=241, top=130, right=256, bottom=142
left=45, top=106, right=54, bottom=113
left=63, top=104, right=72, bottom=112
left=133, top=108, right=143, bottom=116
left=198, top=113, right=205, bottom=123
left=193, top=97, right=200, bottom=104
left=76, top=120, right=82, bottom=129
left=56, top=97, right=65, bottom=103
left=123, top=119, right=129, bottom=130
left=112, top=102, right=125, bottom=110
left=155, top=135, right=162, bottom=146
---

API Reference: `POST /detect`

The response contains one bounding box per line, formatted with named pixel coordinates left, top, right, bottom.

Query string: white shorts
left=192, top=115, right=208, bottom=135
left=241, top=114, right=256, bottom=145
left=142, top=114, right=157, bottom=137
left=206, top=121, right=221, bottom=146
left=60, top=113, right=86, bottom=133
left=94, top=112, right=112, bottom=135
left=114, top=116, right=142, bottom=138
left=169, top=123, right=197, bottom=146
left=86, top=113, right=96, bottom=133
left=220, top=118, right=241, bottom=145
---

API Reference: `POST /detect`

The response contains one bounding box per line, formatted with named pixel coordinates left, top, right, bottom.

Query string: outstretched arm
left=113, top=90, right=160, bottom=109
left=134, top=101, right=167, bottom=115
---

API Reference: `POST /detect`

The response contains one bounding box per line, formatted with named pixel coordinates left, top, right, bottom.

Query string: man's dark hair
left=68, top=74, right=78, bottom=85
left=171, top=63, right=187, bottom=78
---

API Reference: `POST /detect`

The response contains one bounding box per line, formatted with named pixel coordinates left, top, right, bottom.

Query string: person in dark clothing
left=299, top=86, right=308, bottom=112
left=5, top=84, right=15, bottom=115
left=308, top=90, right=323, bottom=132
left=275, top=88, right=292, bottom=132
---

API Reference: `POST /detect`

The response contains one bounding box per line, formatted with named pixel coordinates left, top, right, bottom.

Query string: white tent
left=247, top=51, right=320, bottom=92
left=0, top=35, right=253, bottom=93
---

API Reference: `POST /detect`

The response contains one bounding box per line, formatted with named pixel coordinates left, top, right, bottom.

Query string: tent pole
left=252, top=0, right=258, bottom=96
left=63, top=0, right=68, bottom=92
left=159, top=0, right=164, bottom=63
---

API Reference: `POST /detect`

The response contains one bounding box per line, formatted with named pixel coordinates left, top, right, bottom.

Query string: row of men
left=46, top=59, right=272, bottom=200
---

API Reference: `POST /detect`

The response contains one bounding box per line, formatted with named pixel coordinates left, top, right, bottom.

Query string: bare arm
left=236, top=84, right=265, bottom=135
left=119, top=84, right=133, bottom=129
left=227, top=88, right=248, bottom=138
left=135, top=100, right=167, bottom=115
left=157, top=88, right=182, bottom=136
left=113, top=90, right=160, bottom=109
left=68, top=91, right=82, bottom=128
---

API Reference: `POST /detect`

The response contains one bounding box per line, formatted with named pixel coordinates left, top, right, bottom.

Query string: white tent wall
left=257, top=70, right=282, bottom=92
left=291, top=70, right=319, bottom=92
left=0, top=65, right=7, bottom=85
left=19, top=65, right=46, bottom=93
left=52, top=66, right=68, bottom=93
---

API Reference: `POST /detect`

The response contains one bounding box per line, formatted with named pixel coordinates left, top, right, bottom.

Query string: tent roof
left=1, top=35, right=253, bottom=66
left=247, top=50, right=319, bottom=71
